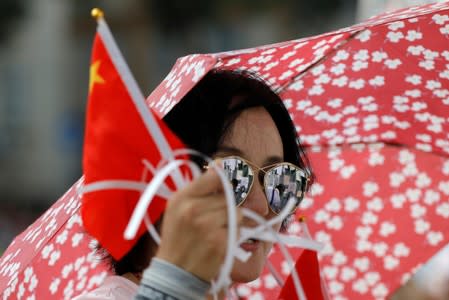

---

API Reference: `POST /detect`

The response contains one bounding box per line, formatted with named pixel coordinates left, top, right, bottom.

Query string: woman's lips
left=241, top=239, right=260, bottom=251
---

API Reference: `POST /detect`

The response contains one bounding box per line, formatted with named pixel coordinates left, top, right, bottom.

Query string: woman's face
left=215, top=106, right=284, bottom=283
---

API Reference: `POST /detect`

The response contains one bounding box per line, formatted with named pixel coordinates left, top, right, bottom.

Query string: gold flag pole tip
left=91, top=8, right=104, bottom=20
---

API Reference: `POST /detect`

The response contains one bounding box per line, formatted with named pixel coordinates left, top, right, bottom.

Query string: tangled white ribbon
left=81, top=153, right=327, bottom=300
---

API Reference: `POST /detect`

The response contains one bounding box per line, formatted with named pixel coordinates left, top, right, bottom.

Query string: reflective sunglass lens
left=220, top=158, right=254, bottom=206
left=265, top=164, right=306, bottom=213
left=219, top=157, right=307, bottom=214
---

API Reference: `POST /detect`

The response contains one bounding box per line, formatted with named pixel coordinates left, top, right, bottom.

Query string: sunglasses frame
left=211, top=155, right=310, bottom=215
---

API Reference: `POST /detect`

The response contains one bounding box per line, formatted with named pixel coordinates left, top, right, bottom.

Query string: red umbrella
left=2, top=2, right=448, bottom=299
left=0, top=180, right=111, bottom=300
left=146, top=2, right=449, bottom=299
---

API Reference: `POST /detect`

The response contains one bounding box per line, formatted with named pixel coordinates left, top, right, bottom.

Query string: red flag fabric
left=278, top=250, right=326, bottom=300
left=81, top=30, right=185, bottom=260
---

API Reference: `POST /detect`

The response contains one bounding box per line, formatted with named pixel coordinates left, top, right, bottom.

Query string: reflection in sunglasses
left=218, top=156, right=309, bottom=214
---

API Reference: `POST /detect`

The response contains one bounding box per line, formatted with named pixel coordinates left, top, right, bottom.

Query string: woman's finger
left=192, top=207, right=230, bottom=229
left=182, top=166, right=229, bottom=197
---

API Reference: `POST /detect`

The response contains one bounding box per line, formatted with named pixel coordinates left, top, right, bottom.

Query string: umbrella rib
left=306, top=141, right=449, bottom=158
left=277, top=29, right=365, bottom=94
left=278, top=4, right=449, bottom=94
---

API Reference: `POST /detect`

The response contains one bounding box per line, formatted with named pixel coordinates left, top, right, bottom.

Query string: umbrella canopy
left=1, top=2, right=448, bottom=299
left=147, top=2, right=449, bottom=299
left=0, top=180, right=111, bottom=300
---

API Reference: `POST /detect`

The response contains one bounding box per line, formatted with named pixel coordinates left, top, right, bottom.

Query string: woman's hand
left=155, top=167, right=241, bottom=281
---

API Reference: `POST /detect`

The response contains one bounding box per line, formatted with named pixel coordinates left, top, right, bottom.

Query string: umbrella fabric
left=146, top=2, right=449, bottom=299
left=0, top=180, right=111, bottom=300
left=1, top=2, right=448, bottom=300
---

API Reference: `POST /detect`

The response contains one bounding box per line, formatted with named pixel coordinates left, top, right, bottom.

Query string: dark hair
left=104, top=69, right=313, bottom=275
left=164, top=70, right=312, bottom=175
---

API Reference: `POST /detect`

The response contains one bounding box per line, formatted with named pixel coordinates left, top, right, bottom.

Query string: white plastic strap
left=236, top=197, right=296, bottom=245
left=139, top=159, right=205, bottom=247
left=208, top=162, right=239, bottom=294
left=81, top=180, right=169, bottom=199
left=142, top=159, right=173, bottom=196
left=233, top=247, right=252, bottom=263
left=124, top=159, right=192, bottom=240
left=239, top=228, right=324, bottom=252
left=266, top=260, right=284, bottom=286
left=81, top=180, right=146, bottom=193
left=124, top=150, right=208, bottom=243
left=241, top=208, right=307, bottom=300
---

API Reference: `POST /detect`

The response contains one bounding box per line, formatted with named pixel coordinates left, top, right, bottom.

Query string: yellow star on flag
left=89, top=60, right=105, bottom=93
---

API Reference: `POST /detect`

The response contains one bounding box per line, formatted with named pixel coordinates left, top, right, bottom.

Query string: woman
left=74, top=70, right=313, bottom=299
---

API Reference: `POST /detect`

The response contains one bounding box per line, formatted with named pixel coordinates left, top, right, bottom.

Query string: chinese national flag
left=81, top=24, right=185, bottom=260
left=278, top=250, right=326, bottom=300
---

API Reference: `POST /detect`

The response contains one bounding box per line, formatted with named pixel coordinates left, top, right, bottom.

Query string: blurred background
left=0, top=0, right=447, bottom=298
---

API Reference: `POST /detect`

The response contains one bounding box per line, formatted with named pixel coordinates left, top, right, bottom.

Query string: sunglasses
left=211, top=156, right=310, bottom=214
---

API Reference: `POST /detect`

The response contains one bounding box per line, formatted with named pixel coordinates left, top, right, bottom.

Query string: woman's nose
left=242, top=180, right=270, bottom=216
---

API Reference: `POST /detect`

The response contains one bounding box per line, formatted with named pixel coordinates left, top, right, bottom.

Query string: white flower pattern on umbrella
left=2, top=2, right=449, bottom=299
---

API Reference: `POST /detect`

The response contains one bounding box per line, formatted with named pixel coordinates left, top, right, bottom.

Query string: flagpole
left=91, top=8, right=104, bottom=20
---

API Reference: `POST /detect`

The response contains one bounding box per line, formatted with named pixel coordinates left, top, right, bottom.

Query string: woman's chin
left=230, top=257, right=266, bottom=283
left=230, top=272, right=260, bottom=284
